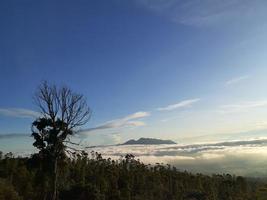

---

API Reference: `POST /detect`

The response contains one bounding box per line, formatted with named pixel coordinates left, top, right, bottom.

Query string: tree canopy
left=31, top=82, right=91, bottom=200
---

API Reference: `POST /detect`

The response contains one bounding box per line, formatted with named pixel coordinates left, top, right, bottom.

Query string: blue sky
left=1, top=0, right=267, bottom=151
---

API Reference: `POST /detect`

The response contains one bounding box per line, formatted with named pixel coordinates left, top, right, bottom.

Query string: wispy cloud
left=0, top=133, right=28, bottom=139
left=157, top=98, right=200, bottom=111
left=133, top=0, right=265, bottom=26
left=80, top=111, right=150, bottom=134
left=219, top=100, right=267, bottom=114
left=225, top=75, right=249, bottom=86
left=0, top=108, right=40, bottom=119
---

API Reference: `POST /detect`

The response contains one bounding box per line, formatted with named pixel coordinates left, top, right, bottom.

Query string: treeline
left=0, top=151, right=266, bottom=200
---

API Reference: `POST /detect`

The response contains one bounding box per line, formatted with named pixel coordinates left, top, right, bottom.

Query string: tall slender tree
left=31, top=81, right=91, bottom=200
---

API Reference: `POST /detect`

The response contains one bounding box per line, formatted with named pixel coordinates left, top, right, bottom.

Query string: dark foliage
left=0, top=151, right=266, bottom=200
left=32, top=81, right=91, bottom=200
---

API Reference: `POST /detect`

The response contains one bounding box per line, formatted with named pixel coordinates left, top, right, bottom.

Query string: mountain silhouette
left=122, top=137, right=176, bottom=145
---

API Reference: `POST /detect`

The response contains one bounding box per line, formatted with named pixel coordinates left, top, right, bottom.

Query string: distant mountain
left=122, top=137, right=176, bottom=145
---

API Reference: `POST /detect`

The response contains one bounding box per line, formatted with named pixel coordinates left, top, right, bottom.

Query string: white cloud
left=225, top=75, right=249, bottom=86
left=132, top=0, right=266, bottom=26
left=0, top=108, right=40, bottom=119
left=109, top=133, right=122, bottom=144
left=157, top=98, right=200, bottom=111
left=80, top=111, right=150, bottom=134
left=123, top=111, right=150, bottom=121
left=219, top=100, right=267, bottom=113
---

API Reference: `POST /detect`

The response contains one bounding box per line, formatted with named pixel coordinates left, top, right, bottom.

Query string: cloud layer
left=88, top=138, right=267, bottom=176
left=0, top=108, right=40, bottom=119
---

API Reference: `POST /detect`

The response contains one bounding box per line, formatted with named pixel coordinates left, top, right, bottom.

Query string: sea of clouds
left=6, top=137, right=267, bottom=177
left=87, top=139, right=267, bottom=177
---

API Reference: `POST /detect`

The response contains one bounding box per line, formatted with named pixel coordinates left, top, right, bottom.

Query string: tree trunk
left=52, top=157, right=58, bottom=200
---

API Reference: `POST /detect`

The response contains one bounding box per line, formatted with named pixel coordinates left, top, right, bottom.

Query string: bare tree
left=31, top=81, right=91, bottom=200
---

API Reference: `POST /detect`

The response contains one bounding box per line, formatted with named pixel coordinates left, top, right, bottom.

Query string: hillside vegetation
left=0, top=151, right=266, bottom=200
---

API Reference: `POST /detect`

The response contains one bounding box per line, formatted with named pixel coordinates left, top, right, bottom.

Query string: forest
left=0, top=151, right=267, bottom=200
